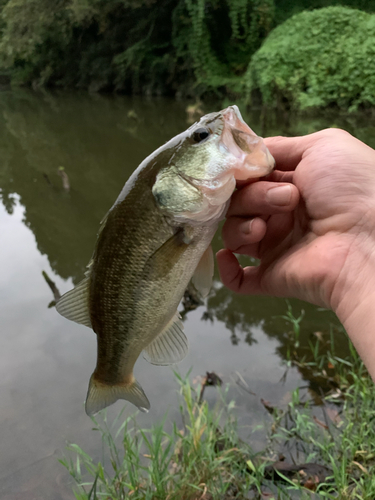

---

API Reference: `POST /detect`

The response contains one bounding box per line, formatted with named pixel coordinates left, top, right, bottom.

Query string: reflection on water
left=0, top=90, right=372, bottom=498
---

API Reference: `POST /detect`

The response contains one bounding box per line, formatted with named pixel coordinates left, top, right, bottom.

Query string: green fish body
left=56, top=106, right=274, bottom=415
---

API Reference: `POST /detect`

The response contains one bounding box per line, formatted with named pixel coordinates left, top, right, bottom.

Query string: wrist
left=333, top=238, right=375, bottom=380
left=338, top=291, right=375, bottom=381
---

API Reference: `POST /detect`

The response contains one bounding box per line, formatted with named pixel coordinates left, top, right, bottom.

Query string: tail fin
left=85, top=374, right=150, bottom=416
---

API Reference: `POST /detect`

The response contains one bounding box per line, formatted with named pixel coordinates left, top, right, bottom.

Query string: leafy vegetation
left=247, top=6, right=375, bottom=111
left=0, top=0, right=275, bottom=96
left=0, top=2, right=374, bottom=105
left=61, top=309, right=375, bottom=499
left=274, top=0, right=375, bottom=24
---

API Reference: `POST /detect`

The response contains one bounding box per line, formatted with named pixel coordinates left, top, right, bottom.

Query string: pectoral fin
left=143, top=311, right=188, bottom=365
left=145, top=228, right=189, bottom=280
left=55, top=276, right=92, bottom=328
left=191, top=245, right=214, bottom=298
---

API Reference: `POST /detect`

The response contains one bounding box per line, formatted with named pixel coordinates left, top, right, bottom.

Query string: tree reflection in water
left=0, top=89, right=372, bottom=393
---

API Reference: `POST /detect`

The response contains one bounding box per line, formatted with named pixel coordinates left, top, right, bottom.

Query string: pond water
left=0, top=90, right=374, bottom=499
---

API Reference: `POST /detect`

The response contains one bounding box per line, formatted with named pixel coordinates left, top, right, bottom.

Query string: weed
left=61, top=373, right=256, bottom=499
left=279, top=301, right=304, bottom=349
left=61, top=309, right=375, bottom=499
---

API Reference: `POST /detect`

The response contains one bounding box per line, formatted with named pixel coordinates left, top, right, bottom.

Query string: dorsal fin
left=55, top=276, right=92, bottom=328
left=97, top=210, right=110, bottom=238
left=56, top=209, right=111, bottom=329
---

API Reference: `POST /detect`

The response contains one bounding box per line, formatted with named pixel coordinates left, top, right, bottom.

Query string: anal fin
left=143, top=311, right=188, bottom=366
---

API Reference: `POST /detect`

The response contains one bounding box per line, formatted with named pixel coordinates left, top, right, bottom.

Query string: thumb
left=264, top=133, right=317, bottom=171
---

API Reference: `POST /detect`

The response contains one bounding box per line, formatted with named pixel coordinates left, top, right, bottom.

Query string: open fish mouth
left=174, top=105, right=274, bottom=208
left=220, top=105, right=275, bottom=180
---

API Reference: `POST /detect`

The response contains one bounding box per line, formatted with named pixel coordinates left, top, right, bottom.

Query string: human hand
left=217, top=129, right=375, bottom=372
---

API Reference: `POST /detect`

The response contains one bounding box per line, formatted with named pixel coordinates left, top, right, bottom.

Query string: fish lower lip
left=220, top=110, right=275, bottom=180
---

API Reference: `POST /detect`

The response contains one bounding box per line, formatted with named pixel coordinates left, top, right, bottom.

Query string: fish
left=56, top=105, right=274, bottom=416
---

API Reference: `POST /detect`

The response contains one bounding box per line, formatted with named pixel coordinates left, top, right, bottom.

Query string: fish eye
left=192, top=128, right=210, bottom=143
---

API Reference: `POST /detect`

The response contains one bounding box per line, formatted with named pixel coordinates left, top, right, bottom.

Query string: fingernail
left=266, top=185, right=292, bottom=206
left=241, top=219, right=254, bottom=235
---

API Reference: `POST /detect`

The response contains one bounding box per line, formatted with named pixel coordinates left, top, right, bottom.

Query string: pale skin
left=217, top=128, right=375, bottom=381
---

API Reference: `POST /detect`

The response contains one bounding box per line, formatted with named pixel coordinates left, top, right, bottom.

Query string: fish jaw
left=220, top=105, right=275, bottom=180
left=151, top=105, right=274, bottom=227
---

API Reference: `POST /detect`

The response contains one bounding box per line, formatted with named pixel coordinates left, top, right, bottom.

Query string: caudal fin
left=85, top=375, right=150, bottom=416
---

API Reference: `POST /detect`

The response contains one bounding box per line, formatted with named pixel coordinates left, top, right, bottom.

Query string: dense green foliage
left=0, top=1, right=374, bottom=105
left=274, top=0, right=375, bottom=23
left=0, top=0, right=275, bottom=96
left=247, top=6, right=375, bottom=111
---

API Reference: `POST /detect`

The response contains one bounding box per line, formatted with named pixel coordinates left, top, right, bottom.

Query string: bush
left=246, top=6, right=375, bottom=111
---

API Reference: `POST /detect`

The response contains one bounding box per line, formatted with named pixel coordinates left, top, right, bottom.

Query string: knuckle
left=321, top=128, right=353, bottom=140
left=267, top=135, right=284, bottom=144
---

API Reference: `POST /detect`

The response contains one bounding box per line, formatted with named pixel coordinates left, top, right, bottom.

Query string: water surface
left=0, top=90, right=373, bottom=498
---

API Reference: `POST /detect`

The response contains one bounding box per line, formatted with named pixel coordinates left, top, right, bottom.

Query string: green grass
left=61, top=310, right=375, bottom=499
left=60, top=374, right=255, bottom=499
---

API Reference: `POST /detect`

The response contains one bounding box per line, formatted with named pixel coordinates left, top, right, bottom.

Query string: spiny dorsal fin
left=56, top=209, right=110, bottom=328
left=97, top=210, right=110, bottom=238
left=191, top=245, right=214, bottom=298
left=143, top=311, right=188, bottom=366
left=84, top=258, right=94, bottom=278
left=55, top=276, right=92, bottom=328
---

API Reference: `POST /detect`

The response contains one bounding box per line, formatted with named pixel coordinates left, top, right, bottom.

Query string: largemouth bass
left=56, top=105, right=274, bottom=416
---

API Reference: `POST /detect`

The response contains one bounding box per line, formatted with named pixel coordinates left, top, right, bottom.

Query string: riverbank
left=62, top=309, right=375, bottom=499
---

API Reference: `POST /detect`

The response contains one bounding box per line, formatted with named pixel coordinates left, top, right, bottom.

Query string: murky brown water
left=0, top=90, right=373, bottom=498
